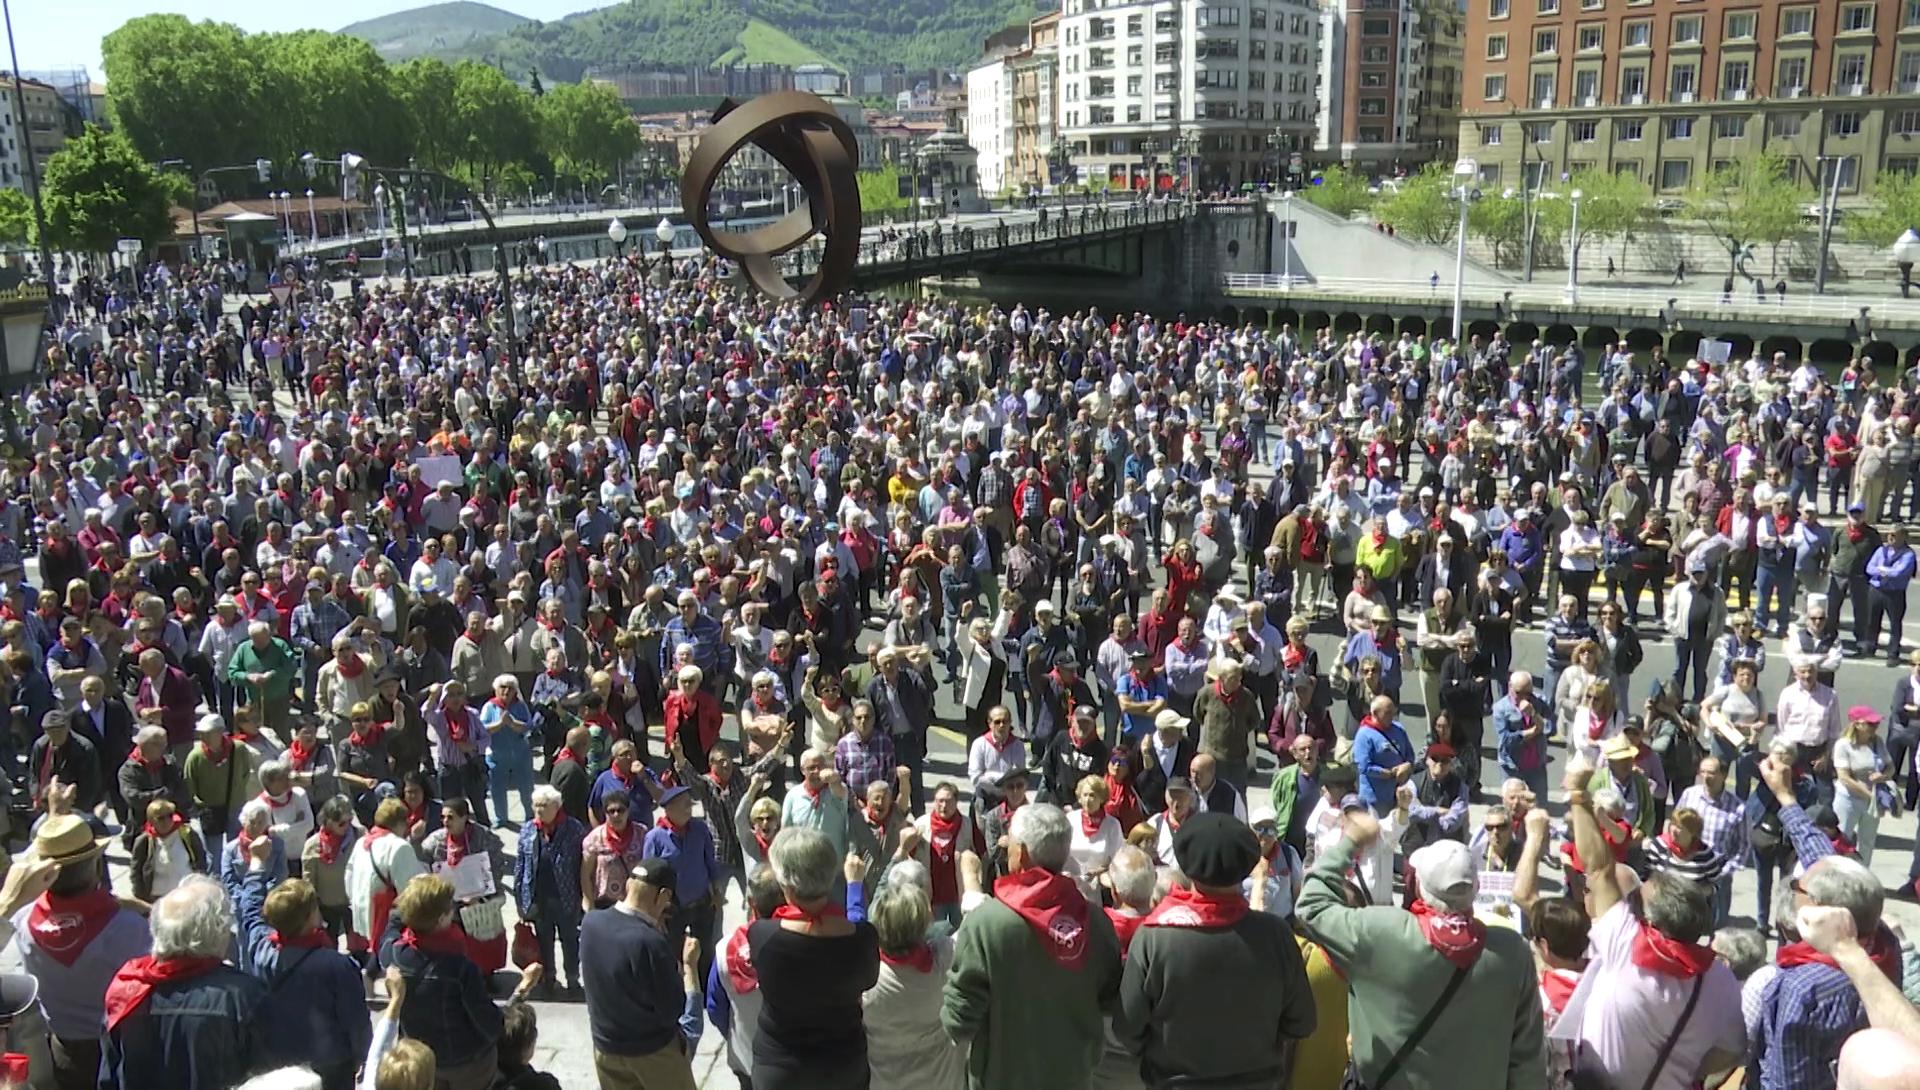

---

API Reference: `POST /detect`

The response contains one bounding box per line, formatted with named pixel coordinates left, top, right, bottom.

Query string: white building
left=0, top=95, right=23, bottom=193
left=966, top=59, right=1015, bottom=195
left=1057, top=0, right=1323, bottom=192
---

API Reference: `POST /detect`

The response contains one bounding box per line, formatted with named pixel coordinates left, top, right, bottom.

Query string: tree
left=396, top=58, right=460, bottom=171
left=1848, top=170, right=1920, bottom=250
left=256, top=31, right=411, bottom=168
left=1686, top=149, right=1809, bottom=276
left=0, top=188, right=32, bottom=246
left=857, top=164, right=908, bottom=213
left=1375, top=163, right=1462, bottom=245
left=451, top=62, right=539, bottom=194
left=536, top=81, right=643, bottom=187
left=1564, top=167, right=1650, bottom=269
left=1468, top=190, right=1532, bottom=267
left=1303, top=163, right=1373, bottom=219
left=102, top=15, right=271, bottom=170
left=40, top=126, right=178, bottom=254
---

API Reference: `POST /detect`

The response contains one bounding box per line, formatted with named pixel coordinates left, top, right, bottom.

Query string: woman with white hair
left=750, top=827, right=880, bottom=1090
left=861, top=862, right=966, bottom=1090
left=222, top=798, right=288, bottom=944
left=480, top=674, right=537, bottom=825
left=256, top=759, right=315, bottom=879
left=100, top=875, right=269, bottom=1090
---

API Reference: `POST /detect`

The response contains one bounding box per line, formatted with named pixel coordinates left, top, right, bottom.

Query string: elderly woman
left=1572, top=677, right=1626, bottom=766
left=220, top=798, right=286, bottom=971
left=384, top=874, right=541, bottom=1090
left=861, top=863, right=966, bottom=1090
left=1554, top=639, right=1605, bottom=743
left=1067, top=774, right=1123, bottom=898
left=335, top=700, right=394, bottom=827
left=129, top=798, right=210, bottom=907
left=957, top=616, right=1008, bottom=742
left=580, top=788, right=649, bottom=911
left=751, top=826, right=880, bottom=1090
left=283, top=716, right=340, bottom=805
left=347, top=798, right=427, bottom=965
left=481, top=674, right=537, bottom=826
left=302, top=794, right=360, bottom=946
left=1832, top=705, right=1894, bottom=863
left=515, top=784, right=586, bottom=995
left=1702, top=659, right=1770, bottom=794
left=256, top=759, right=316, bottom=879
left=421, top=796, right=512, bottom=975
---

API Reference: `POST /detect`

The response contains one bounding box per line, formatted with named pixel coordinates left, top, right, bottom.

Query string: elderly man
left=1297, top=814, right=1543, bottom=1090
left=943, top=803, right=1122, bottom=1090
left=1562, top=756, right=1747, bottom=1089
left=865, top=646, right=934, bottom=810
left=1192, top=660, right=1260, bottom=795
left=1492, top=671, right=1553, bottom=800
left=117, top=726, right=186, bottom=850
left=1113, top=812, right=1317, bottom=1086
left=1776, top=657, right=1843, bottom=770
left=133, top=647, right=200, bottom=752
left=1674, top=757, right=1749, bottom=927
left=780, top=748, right=855, bottom=857
left=100, top=876, right=268, bottom=1090
left=1750, top=755, right=1906, bottom=1090
left=227, top=620, right=298, bottom=736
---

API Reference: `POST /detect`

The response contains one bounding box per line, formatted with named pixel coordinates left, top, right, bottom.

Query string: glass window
left=1578, top=25, right=1604, bottom=50
left=1781, top=8, right=1813, bottom=34
left=1624, top=20, right=1651, bottom=46
left=1836, top=55, right=1868, bottom=88
left=1532, top=71, right=1556, bottom=103
left=1480, top=123, right=1504, bottom=144
left=1620, top=66, right=1647, bottom=97
left=1770, top=112, right=1803, bottom=137
left=1486, top=33, right=1508, bottom=58
left=1724, top=11, right=1756, bottom=38
left=1901, top=51, right=1920, bottom=89
left=1617, top=118, right=1645, bottom=140
left=1489, top=0, right=1510, bottom=16
left=1538, top=0, right=1558, bottom=12
left=1841, top=3, right=1873, bottom=30
left=1529, top=121, right=1555, bottom=142
left=1713, top=115, right=1747, bottom=138
left=1484, top=74, right=1507, bottom=99
left=1535, top=28, right=1558, bottom=53
left=1573, top=120, right=1598, bottom=141
left=1830, top=111, right=1862, bottom=136
left=1673, top=16, right=1702, bottom=43
left=1722, top=61, right=1750, bottom=93
left=1893, top=109, right=1920, bottom=135
left=1777, top=56, right=1807, bottom=91
left=1660, top=159, right=1692, bottom=189
left=1667, top=116, right=1694, bottom=138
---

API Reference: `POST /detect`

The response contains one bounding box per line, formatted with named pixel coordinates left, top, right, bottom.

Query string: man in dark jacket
left=100, top=875, right=268, bottom=1090
left=1135, top=710, right=1196, bottom=816
left=1113, top=811, right=1316, bottom=1086
left=1400, top=743, right=1472, bottom=858
left=1829, top=503, right=1882, bottom=651
left=236, top=859, right=370, bottom=1089
left=29, top=711, right=103, bottom=814
left=1436, top=629, right=1494, bottom=796
left=865, top=647, right=935, bottom=811
left=117, top=727, right=188, bottom=849
left=549, top=724, right=595, bottom=821
left=1040, top=706, right=1111, bottom=805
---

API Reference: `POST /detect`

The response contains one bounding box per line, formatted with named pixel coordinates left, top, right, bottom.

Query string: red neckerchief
left=993, top=867, right=1090, bottom=969
left=1774, top=514, right=1793, bottom=534
left=1541, top=967, right=1582, bottom=1015
left=1079, top=807, right=1107, bottom=838
left=286, top=737, right=316, bottom=771
left=1655, top=832, right=1700, bottom=862
left=142, top=813, right=185, bottom=841
left=348, top=721, right=385, bottom=750
left=270, top=929, right=331, bottom=950
left=443, top=702, right=473, bottom=745
left=1777, top=926, right=1902, bottom=981
left=654, top=813, right=687, bottom=837
left=555, top=747, right=581, bottom=767
left=315, top=824, right=346, bottom=865
left=398, top=926, right=470, bottom=958
left=28, top=888, right=121, bottom=968
left=444, top=825, right=473, bottom=868
left=1213, top=679, right=1241, bottom=706
left=1827, top=829, right=1859, bottom=857
left=772, top=901, right=846, bottom=926
left=1370, top=530, right=1388, bottom=547
left=1631, top=922, right=1716, bottom=979
left=927, top=809, right=962, bottom=864
left=1848, top=522, right=1868, bottom=542
left=880, top=943, right=935, bottom=973
left=535, top=811, right=565, bottom=839
left=103, top=955, right=223, bottom=1031
left=135, top=753, right=167, bottom=779
left=604, top=817, right=636, bottom=858
left=1406, top=899, right=1487, bottom=970
left=335, top=654, right=365, bottom=679
left=1141, top=884, right=1250, bottom=929
left=722, top=925, right=760, bottom=994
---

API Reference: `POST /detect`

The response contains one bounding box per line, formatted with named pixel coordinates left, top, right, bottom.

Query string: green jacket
left=942, top=883, right=1121, bottom=1090
left=227, top=637, right=299, bottom=702
left=183, top=743, right=258, bottom=810
left=1297, top=836, right=1544, bottom=1090
left=1587, top=766, right=1657, bottom=841
left=1270, top=764, right=1310, bottom=840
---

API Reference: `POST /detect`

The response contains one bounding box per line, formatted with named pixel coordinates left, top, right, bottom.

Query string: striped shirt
left=1676, top=784, right=1749, bottom=874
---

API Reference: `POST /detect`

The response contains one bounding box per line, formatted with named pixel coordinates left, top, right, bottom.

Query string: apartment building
left=1459, top=0, right=1920, bottom=194
left=969, top=13, right=1065, bottom=194
left=1056, top=0, right=1324, bottom=191
left=1318, top=0, right=1430, bottom=167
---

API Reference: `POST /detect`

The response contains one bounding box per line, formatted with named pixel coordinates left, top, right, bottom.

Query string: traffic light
left=255, top=158, right=272, bottom=184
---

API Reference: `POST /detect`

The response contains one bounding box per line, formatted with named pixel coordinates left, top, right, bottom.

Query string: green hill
left=339, top=1, right=532, bottom=59
left=346, top=0, right=1044, bottom=79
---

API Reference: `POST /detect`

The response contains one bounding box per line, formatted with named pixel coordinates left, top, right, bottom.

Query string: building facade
left=1057, top=0, right=1323, bottom=191
left=967, top=55, right=1017, bottom=194
left=1458, top=0, right=1920, bottom=193
left=1012, top=13, right=1063, bottom=191
left=967, top=13, right=1063, bottom=194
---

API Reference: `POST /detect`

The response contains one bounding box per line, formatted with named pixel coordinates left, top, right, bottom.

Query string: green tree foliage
left=1848, top=170, right=1920, bottom=249
left=1302, top=164, right=1373, bottom=219
left=256, top=31, right=412, bottom=167
left=1686, top=149, right=1809, bottom=273
left=1376, top=163, right=1463, bottom=245
left=1468, top=191, right=1532, bottom=267
left=451, top=62, right=539, bottom=192
left=40, top=126, right=179, bottom=254
left=396, top=57, right=462, bottom=171
left=482, top=0, right=749, bottom=82
left=101, top=15, right=271, bottom=170
left=0, top=188, right=32, bottom=246
left=857, top=164, right=908, bottom=213
left=1563, top=168, right=1651, bottom=257
left=537, top=81, right=643, bottom=186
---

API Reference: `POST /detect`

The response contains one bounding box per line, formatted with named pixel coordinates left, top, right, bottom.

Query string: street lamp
left=654, top=217, right=676, bottom=279
left=276, top=191, right=291, bottom=244
left=607, top=217, right=627, bottom=260
left=1279, top=189, right=1295, bottom=287
left=1894, top=228, right=1920, bottom=298
left=1450, top=158, right=1482, bottom=345
left=373, top=183, right=387, bottom=254
left=305, top=188, right=318, bottom=246
left=1565, top=188, right=1584, bottom=304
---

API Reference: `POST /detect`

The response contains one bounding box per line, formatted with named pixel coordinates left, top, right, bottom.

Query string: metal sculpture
left=681, top=91, right=862, bottom=306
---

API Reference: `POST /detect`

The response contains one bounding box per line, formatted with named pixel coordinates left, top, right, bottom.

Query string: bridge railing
left=1220, top=273, right=1920, bottom=324
left=778, top=200, right=1188, bottom=280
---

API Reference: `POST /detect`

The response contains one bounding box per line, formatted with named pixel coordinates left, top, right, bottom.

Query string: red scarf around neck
left=444, top=703, right=472, bottom=745
left=1631, top=922, right=1716, bottom=979
left=28, top=889, right=122, bottom=968
left=993, top=867, right=1090, bottom=970
left=1777, top=926, right=1902, bottom=982
left=772, top=901, right=846, bottom=927
left=1079, top=807, right=1107, bottom=838
left=270, top=929, right=332, bottom=950
left=286, top=737, right=316, bottom=771
left=315, top=824, right=346, bottom=865
left=554, top=747, right=581, bottom=767
left=880, top=943, right=936, bottom=973
left=142, top=814, right=185, bottom=842
left=199, top=736, right=234, bottom=764
left=1213, top=679, right=1241, bottom=706
left=1141, top=884, right=1250, bottom=929
left=1406, top=899, right=1487, bottom=970
left=104, top=955, right=223, bottom=1030
left=604, top=817, right=636, bottom=858
left=398, top=926, right=470, bottom=959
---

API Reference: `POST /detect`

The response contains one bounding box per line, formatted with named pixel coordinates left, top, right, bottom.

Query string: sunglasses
left=604, top=806, right=627, bottom=816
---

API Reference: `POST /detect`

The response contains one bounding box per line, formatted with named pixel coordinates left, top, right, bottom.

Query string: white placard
left=1698, top=339, right=1732, bottom=365
left=414, top=454, right=465, bottom=488
left=436, top=854, right=495, bottom=901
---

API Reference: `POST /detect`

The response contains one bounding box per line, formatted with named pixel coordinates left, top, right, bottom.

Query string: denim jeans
left=487, top=756, right=535, bottom=827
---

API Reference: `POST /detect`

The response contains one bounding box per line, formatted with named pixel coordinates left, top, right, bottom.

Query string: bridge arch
left=1582, top=325, right=1619, bottom=350
left=1863, top=340, right=1900, bottom=368
left=1272, top=306, right=1301, bottom=330
left=1758, top=335, right=1803, bottom=363
left=1506, top=321, right=1540, bottom=345
left=1218, top=305, right=1241, bottom=326
left=1467, top=319, right=1503, bottom=342
left=1398, top=315, right=1430, bottom=338
left=1544, top=322, right=1580, bottom=347
left=1719, top=332, right=1756, bottom=361
left=1623, top=327, right=1664, bottom=353
left=1809, top=338, right=1855, bottom=367
left=1242, top=306, right=1269, bottom=328
left=1365, top=313, right=1395, bottom=338
left=1332, top=311, right=1364, bottom=336
left=1302, top=309, right=1332, bottom=335
left=1668, top=331, right=1702, bottom=360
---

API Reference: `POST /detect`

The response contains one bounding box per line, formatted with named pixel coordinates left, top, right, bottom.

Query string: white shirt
left=1067, top=810, right=1124, bottom=900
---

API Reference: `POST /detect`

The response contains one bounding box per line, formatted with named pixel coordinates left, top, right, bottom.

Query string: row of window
left=1068, top=71, right=1319, bottom=100
left=1477, top=108, right=1920, bottom=147
left=1488, top=0, right=1918, bottom=30
left=1066, top=42, right=1317, bottom=73
left=1066, top=9, right=1319, bottom=45
left=1486, top=50, right=1920, bottom=106
left=1067, top=100, right=1319, bottom=126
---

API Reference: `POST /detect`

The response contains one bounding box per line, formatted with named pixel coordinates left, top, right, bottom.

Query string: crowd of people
left=2, top=244, right=1920, bottom=1090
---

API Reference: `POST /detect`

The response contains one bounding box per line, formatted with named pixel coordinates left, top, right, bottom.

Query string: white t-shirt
left=1067, top=809, right=1123, bottom=899
left=1566, top=901, right=1747, bottom=1090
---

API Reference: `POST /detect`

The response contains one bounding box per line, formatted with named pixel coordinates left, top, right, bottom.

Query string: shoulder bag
left=1340, top=964, right=1469, bottom=1090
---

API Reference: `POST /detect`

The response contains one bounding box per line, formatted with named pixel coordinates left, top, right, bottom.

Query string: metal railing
left=778, top=200, right=1189, bottom=280
left=1219, top=272, right=1920, bottom=323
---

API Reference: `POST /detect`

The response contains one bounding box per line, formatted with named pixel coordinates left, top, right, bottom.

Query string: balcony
left=1724, top=86, right=1749, bottom=100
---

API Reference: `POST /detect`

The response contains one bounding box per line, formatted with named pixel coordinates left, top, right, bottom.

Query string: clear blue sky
left=10, top=0, right=600, bottom=77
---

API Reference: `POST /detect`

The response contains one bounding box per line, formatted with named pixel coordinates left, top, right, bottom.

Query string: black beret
left=1172, top=811, right=1261, bottom=888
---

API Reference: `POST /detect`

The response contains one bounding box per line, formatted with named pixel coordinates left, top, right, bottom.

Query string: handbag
left=510, top=921, right=540, bottom=969
left=459, top=897, right=507, bottom=942
left=1339, top=964, right=1469, bottom=1090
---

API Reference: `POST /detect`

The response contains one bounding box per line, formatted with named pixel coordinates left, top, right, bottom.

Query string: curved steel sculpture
left=681, top=91, right=862, bottom=306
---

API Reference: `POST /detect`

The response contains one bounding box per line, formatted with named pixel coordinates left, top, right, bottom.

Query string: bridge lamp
left=607, top=217, right=628, bottom=259
left=1893, top=228, right=1920, bottom=299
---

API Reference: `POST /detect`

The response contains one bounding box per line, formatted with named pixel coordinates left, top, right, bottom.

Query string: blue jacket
left=237, top=870, right=372, bottom=1074
left=1867, top=544, right=1916, bottom=593
left=642, top=819, right=722, bottom=906
left=1499, top=524, right=1544, bottom=572
left=377, top=914, right=504, bottom=1068
left=516, top=815, right=587, bottom=918
left=100, top=962, right=267, bottom=1090
left=1492, top=694, right=1552, bottom=773
left=1351, top=718, right=1415, bottom=815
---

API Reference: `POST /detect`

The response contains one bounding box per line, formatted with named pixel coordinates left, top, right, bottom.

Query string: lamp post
left=373, top=183, right=387, bottom=254
left=1450, top=157, right=1481, bottom=345
left=607, top=217, right=627, bottom=260
left=1280, top=189, right=1294, bottom=287
left=276, top=192, right=291, bottom=244
left=305, top=188, right=318, bottom=246
left=654, top=216, right=676, bottom=283
left=1565, top=188, right=1584, bottom=304
left=1894, top=228, right=1920, bottom=298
